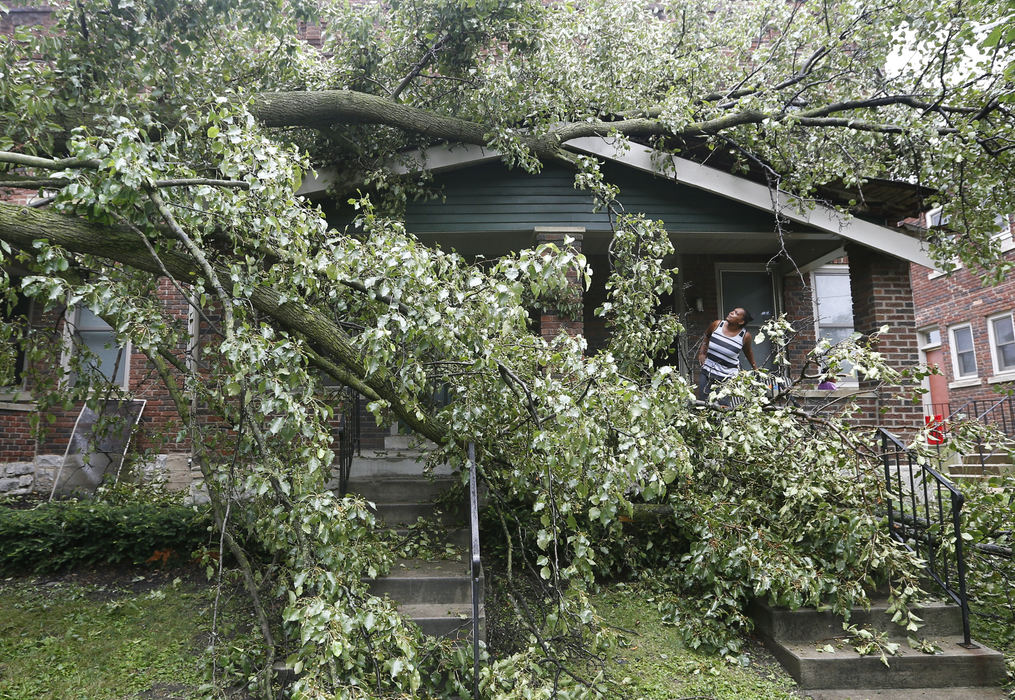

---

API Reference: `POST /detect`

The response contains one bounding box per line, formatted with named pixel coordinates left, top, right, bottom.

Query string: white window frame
left=928, top=211, right=1013, bottom=278
left=917, top=325, right=944, bottom=412
left=948, top=323, right=978, bottom=382
left=811, top=264, right=857, bottom=385
left=986, top=311, right=1015, bottom=381
left=0, top=287, right=33, bottom=399
left=61, top=305, right=131, bottom=389
left=918, top=327, right=941, bottom=352
left=996, top=214, right=1015, bottom=254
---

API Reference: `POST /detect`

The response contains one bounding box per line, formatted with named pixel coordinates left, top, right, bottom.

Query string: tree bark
left=251, top=90, right=490, bottom=144
left=0, top=202, right=446, bottom=443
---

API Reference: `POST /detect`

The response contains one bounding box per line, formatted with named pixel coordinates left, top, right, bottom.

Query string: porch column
left=846, top=245, right=923, bottom=433
left=534, top=227, right=584, bottom=340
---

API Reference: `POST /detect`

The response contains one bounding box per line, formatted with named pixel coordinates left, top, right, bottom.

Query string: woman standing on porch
left=696, top=307, right=758, bottom=403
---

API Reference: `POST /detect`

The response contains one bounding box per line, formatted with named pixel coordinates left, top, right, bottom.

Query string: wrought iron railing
left=878, top=428, right=974, bottom=646
left=924, top=395, right=1015, bottom=475
left=336, top=387, right=360, bottom=495
left=467, top=442, right=482, bottom=700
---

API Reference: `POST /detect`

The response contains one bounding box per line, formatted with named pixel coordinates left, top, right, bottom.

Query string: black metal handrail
left=878, top=428, right=974, bottom=647
left=924, top=395, right=1015, bottom=474
left=467, top=442, right=482, bottom=700
left=336, top=388, right=360, bottom=495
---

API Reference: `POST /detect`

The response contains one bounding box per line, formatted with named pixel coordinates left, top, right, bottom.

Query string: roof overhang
left=299, top=137, right=935, bottom=268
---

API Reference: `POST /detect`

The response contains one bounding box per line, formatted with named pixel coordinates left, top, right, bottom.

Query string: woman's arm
left=742, top=331, right=758, bottom=371
left=698, top=320, right=720, bottom=365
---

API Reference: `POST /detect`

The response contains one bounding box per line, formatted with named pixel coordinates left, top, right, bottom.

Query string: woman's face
left=726, top=308, right=747, bottom=325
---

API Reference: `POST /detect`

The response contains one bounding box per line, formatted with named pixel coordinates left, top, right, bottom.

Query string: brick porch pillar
left=846, top=245, right=923, bottom=434
left=534, top=227, right=584, bottom=340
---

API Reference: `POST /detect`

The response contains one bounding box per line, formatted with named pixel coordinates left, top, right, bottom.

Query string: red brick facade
left=781, top=271, right=818, bottom=374
left=535, top=228, right=584, bottom=341
left=846, top=245, right=923, bottom=431
left=909, top=229, right=1015, bottom=413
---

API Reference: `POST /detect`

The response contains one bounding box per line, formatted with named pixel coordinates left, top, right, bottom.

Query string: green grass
left=594, top=582, right=801, bottom=700
left=0, top=570, right=219, bottom=700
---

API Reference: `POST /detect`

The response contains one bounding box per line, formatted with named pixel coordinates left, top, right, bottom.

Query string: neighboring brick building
left=909, top=215, right=1015, bottom=421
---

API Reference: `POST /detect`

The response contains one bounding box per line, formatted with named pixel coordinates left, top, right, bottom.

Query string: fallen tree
left=2, top=1, right=1013, bottom=696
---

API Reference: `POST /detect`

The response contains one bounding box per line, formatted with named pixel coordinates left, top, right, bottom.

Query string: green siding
left=404, top=161, right=780, bottom=234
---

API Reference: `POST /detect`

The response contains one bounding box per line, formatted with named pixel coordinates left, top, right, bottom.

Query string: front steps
left=346, top=474, right=485, bottom=642
left=749, top=598, right=1006, bottom=697
left=943, top=441, right=1014, bottom=483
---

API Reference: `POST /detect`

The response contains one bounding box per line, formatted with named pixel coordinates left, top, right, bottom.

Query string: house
left=0, top=7, right=940, bottom=496
left=1, top=133, right=940, bottom=495
left=908, top=213, right=1015, bottom=427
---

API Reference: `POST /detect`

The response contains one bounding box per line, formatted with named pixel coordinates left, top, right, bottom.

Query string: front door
left=718, top=266, right=777, bottom=370
left=925, top=346, right=950, bottom=414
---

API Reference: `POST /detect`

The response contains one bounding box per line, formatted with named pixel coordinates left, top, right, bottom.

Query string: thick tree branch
left=250, top=90, right=490, bottom=144
left=0, top=151, right=101, bottom=170
left=0, top=201, right=446, bottom=444
left=793, top=116, right=959, bottom=135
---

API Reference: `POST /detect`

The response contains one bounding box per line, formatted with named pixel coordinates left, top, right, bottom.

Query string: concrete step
left=806, top=687, right=1009, bottom=699
left=390, top=526, right=471, bottom=550
left=343, top=453, right=453, bottom=479
left=398, top=602, right=484, bottom=638
left=383, top=434, right=437, bottom=452
left=948, top=463, right=1013, bottom=476
left=366, top=558, right=480, bottom=605
left=958, top=454, right=1013, bottom=467
left=749, top=598, right=963, bottom=642
left=370, top=502, right=464, bottom=527
left=347, top=476, right=459, bottom=503
left=767, top=635, right=1006, bottom=690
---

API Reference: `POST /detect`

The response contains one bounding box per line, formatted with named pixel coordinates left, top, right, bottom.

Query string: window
left=812, top=265, right=854, bottom=346
left=65, top=306, right=129, bottom=387
left=919, top=328, right=941, bottom=349
left=811, top=265, right=855, bottom=383
left=996, top=214, right=1014, bottom=253
left=1, top=286, right=32, bottom=389
left=988, top=312, right=1015, bottom=375
left=949, top=324, right=977, bottom=378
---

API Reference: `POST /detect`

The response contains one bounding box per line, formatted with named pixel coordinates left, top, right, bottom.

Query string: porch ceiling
left=412, top=228, right=841, bottom=260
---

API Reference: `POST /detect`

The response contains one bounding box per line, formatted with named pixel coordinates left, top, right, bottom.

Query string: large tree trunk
left=0, top=202, right=446, bottom=443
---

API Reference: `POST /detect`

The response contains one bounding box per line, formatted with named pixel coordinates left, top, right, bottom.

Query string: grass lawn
left=0, top=567, right=240, bottom=700
left=0, top=567, right=805, bottom=699
left=594, top=582, right=803, bottom=700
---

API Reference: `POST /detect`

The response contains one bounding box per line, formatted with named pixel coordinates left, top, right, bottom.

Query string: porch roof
left=300, top=137, right=935, bottom=269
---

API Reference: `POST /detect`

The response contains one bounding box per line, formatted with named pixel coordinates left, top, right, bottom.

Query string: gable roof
left=300, top=136, right=935, bottom=268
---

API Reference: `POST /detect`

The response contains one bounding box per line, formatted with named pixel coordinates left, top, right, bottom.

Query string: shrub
left=0, top=500, right=213, bottom=573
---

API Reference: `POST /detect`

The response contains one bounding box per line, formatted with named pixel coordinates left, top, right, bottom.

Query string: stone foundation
left=0, top=452, right=197, bottom=497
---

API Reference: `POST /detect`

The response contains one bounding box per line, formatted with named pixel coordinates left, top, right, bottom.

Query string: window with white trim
left=996, top=214, right=1014, bottom=253
left=988, top=312, right=1015, bottom=375
left=919, top=327, right=941, bottom=350
left=949, top=323, right=977, bottom=378
left=812, top=265, right=854, bottom=345
left=1, top=283, right=32, bottom=390
left=811, top=265, right=855, bottom=384
left=65, top=306, right=129, bottom=387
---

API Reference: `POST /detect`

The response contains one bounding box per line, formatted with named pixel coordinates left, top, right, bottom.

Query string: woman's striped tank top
left=702, top=320, right=746, bottom=379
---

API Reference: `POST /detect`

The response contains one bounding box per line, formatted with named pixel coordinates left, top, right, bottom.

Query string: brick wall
left=1, top=6, right=58, bottom=36
left=534, top=229, right=584, bottom=340
left=0, top=410, right=33, bottom=462
left=847, top=245, right=923, bottom=432
left=910, top=241, right=1015, bottom=408
left=782, top=271, right=817, bottom=375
